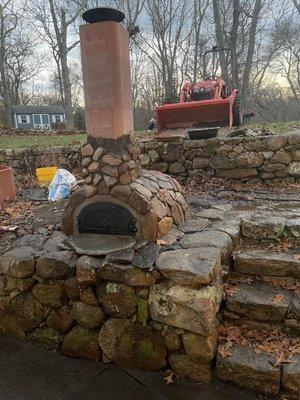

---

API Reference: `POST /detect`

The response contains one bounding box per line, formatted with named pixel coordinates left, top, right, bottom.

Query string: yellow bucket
left=36, top=166, right=58, bottom=186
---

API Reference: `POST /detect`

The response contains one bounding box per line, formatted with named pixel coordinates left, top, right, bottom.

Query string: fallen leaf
left=164, top=370, right=178, bottom=385
left=272, top=294, right=286, bottom=304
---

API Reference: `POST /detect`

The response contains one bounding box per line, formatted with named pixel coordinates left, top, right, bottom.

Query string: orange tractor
left=155, top=48, right=243, bottom=139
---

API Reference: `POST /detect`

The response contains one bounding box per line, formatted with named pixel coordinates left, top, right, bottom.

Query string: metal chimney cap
left=82, top=7, right=125, bottom=24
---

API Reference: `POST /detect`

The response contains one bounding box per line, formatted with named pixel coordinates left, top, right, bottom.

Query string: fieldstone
left=282, top=354, right=300, bottom=396
left=287, top=131, right=300, bottom=145
left=156, top=248, right=221, bottom=285
left=101, top=153, right=122, bottom=166
left=148, top=149, right=160, bottom=163
left=97, top=180, right=110, bottom=194
left=12, top=234, right=46, bottom=250
left=180, top=230, right=232, bottom=262
left=103, top=175, right=117, bottom=187
left=47, top=307, right=74, bottom=333
left=119, top=160, right=136, bottom=175
left=226, top=282, right=291, bottom=322
left=141, top=210, right=158, bottom=242
left=182, top=332, right=217, bottom=363
left=171, top=203, right=186, bottom=225
left=287, top=218, right=300, bottom=240
left=193, top=158, right=209, bottom=169
left=71, top=301, right=105, bottom=330
left=92, top=147, right=104, bottom=161
left=262, top=151, right=274, bottom=160
left=99, top=261, right=159, bottom=286
left=97, top=283, right=137, bottom=318
left=130, top=182, right=152, bottom=199
left=84, top=184, right=98, bottom=197
left=169, top=354, right=211, bottom=384
left=217, top=345, right=280, bottom=395
left=132, top=243, right=160, bottom=270
left=36, top=251, right=75, bottom=280
left=137, top=298, right=150, bottom=326
left=79, top=286, right=99, bottom=306
left=5, top=276, right=35, bottom=293
left=149, top=281, right=222, bottom=335
left=64, top=277, right=79, bottom=300
left=264, top=135, right=287, bottom=151
left=76, top=256, right=101, bottom=286
left=101, top=165, right=119, bottom=178
left=235, top=152, right=264, bottom=168
left=82, top=156, right=91, bottom=168
left=214, top=219, right=241, bottom=246
left=129, top=191, right=150, bottom=215
left=28, top=327, right=63, bottom=350
left=195, top=208, right=225, bottom=221
left=261, top=163, right=286, bottom=172
left=289, top=162, right=300, bottom=177
left=234, top=249, right=300, bottom=278
left=62, top=325, right=101, bottom=360
left=61, top=207, right=74, bottom=235
left=211, top=155, right=234, bottom=170
left=11, top=293, right=45, bottom=332
left=99, top=319, right=166, bottom=371
left=158, top=227, right=184, bottom=246
left=93, top=174, right=102, bottom=186
left=271, top=149, right=292, bottom=164
left=164, top=330, right=181, bottom=351
left=110, top=184, right=132, bottom=202
left=32, top=283, right=64, bottom=307
left=169, top=162, right=185, bottom=174
left=0, top=246, right=35, bottom=278
left=81, top=144, right=93, bottom=157
left=106, top=249, right=134, bottom=264
left=157, top=217, right=173, bottom=237
left=43, top=232, right=67, bottom=252
left=141, top=153, right=150, bottom=167
left=242, top=214, right=287, bottom=241
left=119, top=171, right=133, bottom=185
left=216, top=168, right=258, bottom=179
left=151, top=197, right=168, bottom=220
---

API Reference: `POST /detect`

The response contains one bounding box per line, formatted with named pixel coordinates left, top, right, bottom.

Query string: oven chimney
left=80, top=7, right=134, bottom=139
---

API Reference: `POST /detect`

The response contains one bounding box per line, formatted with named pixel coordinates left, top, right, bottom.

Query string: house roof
left=12, top=105, right=65, bottom=114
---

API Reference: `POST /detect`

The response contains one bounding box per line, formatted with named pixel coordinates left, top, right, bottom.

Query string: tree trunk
left=61, top=51, right=74, bottom=130
left=241, top=0, right=262, bottom=103
left=0, top=5, right=12, bottom=128
left=212, top=0, right=229, bottom=82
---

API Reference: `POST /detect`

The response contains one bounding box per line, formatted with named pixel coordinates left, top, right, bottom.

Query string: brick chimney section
left=80, top=20, right=134, bottom=139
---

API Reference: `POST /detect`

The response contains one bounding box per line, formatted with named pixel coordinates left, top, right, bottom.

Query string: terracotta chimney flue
left=80, top=8, right=134, bottom=140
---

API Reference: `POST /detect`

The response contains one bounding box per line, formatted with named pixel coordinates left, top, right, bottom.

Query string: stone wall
left=140, top=132, right=300, bottom=184
left=0, top=146, right=82, bottom=175
left=1, top=132, right=300, bottom=184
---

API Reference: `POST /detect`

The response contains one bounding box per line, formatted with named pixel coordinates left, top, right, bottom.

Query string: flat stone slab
left=156, top=248, right=221, bottom=285
left=282, top=354, right=300, bottom=396
left=242, top=214, right=287, bottom=241
left=217, top=345, right=280, bottom=395
left=180, top=230, right=232, bottom=262
left=179, top=218, right=210, bottom=234
left=226, top=282, right=292, bottom=323
left=132, top=243, right=160, bottom=269
left=69, top=235, right=136, bottom=256
left=234, top=249, right=300, bottom=278
left=149, top=281, right=222, bottom=335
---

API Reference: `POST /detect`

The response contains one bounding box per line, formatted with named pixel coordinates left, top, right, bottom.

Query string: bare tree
left=29, top=0, right=84, bottom=130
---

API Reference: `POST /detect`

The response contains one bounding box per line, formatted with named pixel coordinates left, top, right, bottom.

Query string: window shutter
left=52, top=115, right=56, bottom=123
left=26, top=115, right=30, bottom=124
left=17, top=115, right=22, bottom=123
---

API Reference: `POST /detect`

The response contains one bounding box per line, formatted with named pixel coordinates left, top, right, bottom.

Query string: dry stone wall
left=140, top=132, right=300, bottom=184
left=1, top=131, right=300, bottom=184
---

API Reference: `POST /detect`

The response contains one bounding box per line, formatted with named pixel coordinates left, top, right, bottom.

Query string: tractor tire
left=233, top=94, right=243, bottom=126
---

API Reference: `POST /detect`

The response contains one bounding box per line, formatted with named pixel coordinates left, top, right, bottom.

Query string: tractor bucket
left=156, top=96, right=235, bottom=136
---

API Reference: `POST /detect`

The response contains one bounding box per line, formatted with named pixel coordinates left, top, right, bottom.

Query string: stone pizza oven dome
left=61, top=7, right=188, bottom=254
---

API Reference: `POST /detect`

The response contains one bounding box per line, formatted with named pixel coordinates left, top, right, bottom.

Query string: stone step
left=225, top=281, right=294, bottom=324
left=217, top=344, right=281, bottom=395
left=234, top=249, right=300, bottom=279
left=241, top=213, right=300, bottom=243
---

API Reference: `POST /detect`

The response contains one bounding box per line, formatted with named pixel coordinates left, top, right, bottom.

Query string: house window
left=21, top=115, right=28, bottom=124
left=54, top=114, right=62, bottom=123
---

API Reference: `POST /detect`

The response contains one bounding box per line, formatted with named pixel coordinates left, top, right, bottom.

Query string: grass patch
left=246, top=120, right=300, bottom=134
left=0, top=131, right=151, bottom=150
